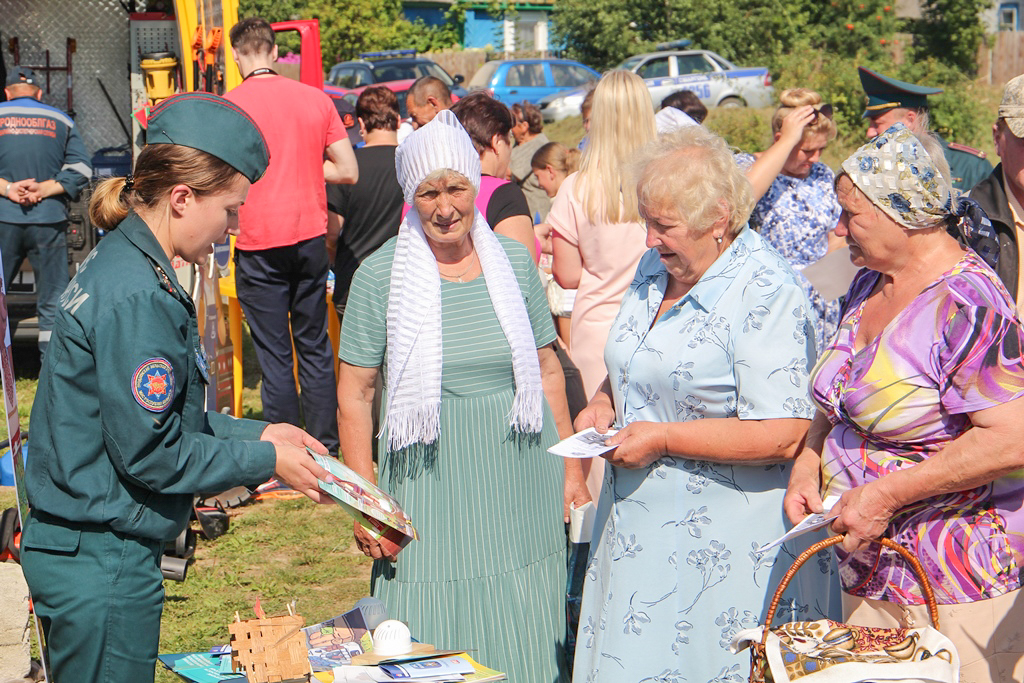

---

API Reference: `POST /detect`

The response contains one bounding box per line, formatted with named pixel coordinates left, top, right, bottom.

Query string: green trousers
left=21, top=511, right=164, bottom=683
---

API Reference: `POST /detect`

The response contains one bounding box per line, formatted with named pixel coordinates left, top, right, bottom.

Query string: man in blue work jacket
left=0, top=66, right=91, bottom=356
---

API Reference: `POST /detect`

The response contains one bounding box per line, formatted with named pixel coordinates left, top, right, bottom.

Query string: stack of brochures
left=330, top=652, right=505, bottom=683
left=157, top=648, right=244, bottom=682
left=301, top=607, right=505, bottom=682
left=159, top=604, right=505, bottom=683
left=375, top=654, right=480, bottom=681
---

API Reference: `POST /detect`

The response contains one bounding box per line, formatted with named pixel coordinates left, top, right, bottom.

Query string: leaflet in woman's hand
left=311, top=451, right=419, bottom=557
left=756, top=495, right=842, bottom=554
left=547, top=428, right=619, bottom=458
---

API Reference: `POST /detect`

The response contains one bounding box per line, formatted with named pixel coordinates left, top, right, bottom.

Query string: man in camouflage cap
left=859, top=66, right=991, bottom=192
left=968, top=74, right=1024, bottom=312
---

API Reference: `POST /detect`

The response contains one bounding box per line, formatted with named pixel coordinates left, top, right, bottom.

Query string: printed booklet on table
left=303, top=607, right=372, bottom=671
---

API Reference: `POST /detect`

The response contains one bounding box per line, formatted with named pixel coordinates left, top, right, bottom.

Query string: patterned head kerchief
left=395, top=109, right=481, bottom=205
left=841, top=123, right=999, bottom=268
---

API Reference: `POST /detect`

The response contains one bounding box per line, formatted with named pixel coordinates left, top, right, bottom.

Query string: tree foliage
left=910, top=0, right=990, bottom=74
left=550, top=0, right=992, bottom=143
left=551, top=0, right=901, bottom=71
left=238, top=0, right=462, bottom=68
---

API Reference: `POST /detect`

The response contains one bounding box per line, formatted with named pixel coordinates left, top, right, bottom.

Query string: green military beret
left=146, top=92, right=270, bottom=182
left=858, top=66, right=942, bottom=118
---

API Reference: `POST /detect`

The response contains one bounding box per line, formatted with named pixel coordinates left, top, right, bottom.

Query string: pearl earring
left=715, top=235, right=723, bottom=245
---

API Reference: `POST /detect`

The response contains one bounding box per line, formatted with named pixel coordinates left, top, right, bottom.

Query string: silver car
left=539, top=49, right=774, bottom=122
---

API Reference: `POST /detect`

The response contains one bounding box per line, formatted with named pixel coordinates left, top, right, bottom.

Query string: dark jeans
left=0, top=220, right=69, bottom=354
left=235, top=236, right=339, bottom=454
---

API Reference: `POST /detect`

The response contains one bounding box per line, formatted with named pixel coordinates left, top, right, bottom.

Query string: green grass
left=157, top=499, right=371, bottom=682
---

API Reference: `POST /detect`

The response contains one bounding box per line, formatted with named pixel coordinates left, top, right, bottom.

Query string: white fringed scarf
left=383, top=110, right=544, bottom=451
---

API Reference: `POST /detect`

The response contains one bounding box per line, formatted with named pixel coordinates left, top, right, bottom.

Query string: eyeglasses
left=811, top=103, right=834, bottom=123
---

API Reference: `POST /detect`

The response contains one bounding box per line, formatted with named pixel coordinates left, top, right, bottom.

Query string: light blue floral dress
left=735, top=155, right=841, bottom=351
left=572, top=228, right=839, bottom=683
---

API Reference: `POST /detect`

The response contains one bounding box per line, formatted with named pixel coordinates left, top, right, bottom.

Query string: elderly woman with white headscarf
left=784, top=123, right=1024, bottom=682
left=337, top=109, right=589, bottom=683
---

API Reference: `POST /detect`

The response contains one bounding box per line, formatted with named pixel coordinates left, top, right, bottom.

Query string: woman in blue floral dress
left=737, top=88, right=842, bottom=351
left=571, top=126, right=838, bottom=683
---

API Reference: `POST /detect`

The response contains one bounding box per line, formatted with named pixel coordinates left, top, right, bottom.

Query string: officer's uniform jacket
left=23, top=213, right=276, bottom=546
left=939, top=135, right=993, bottom=193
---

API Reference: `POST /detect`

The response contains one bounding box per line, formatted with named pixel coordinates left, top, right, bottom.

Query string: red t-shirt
left=225, top=75, right=345, bottom=250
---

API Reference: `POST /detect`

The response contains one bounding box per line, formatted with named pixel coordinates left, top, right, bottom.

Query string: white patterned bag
left=732, top=536, right=959, bottom=683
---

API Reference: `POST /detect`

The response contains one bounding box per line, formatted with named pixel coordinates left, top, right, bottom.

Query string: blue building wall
left=400, top=4, right=558, bottom=50
left=463, top=9, right=503, bottom=49
left=402, top=6, right=447, bottom=27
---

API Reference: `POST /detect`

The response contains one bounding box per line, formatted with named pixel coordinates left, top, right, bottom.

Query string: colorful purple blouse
left=811, top=252, right=1024, bottom=605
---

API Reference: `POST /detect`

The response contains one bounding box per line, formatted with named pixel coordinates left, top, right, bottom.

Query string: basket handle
left=760, top=535, right=940, bottom=644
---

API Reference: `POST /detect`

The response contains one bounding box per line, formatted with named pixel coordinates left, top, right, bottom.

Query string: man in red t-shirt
left=226, top=18, right=357, bottom=455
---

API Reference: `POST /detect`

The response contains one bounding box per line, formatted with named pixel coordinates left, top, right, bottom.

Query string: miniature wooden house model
left=228, top=613, right=309, bottom=683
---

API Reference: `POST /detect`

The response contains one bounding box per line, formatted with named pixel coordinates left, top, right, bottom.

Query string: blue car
left=468, top=59, right=600, bottom=105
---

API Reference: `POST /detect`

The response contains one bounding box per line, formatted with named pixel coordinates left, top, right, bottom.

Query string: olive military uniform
left=859, top=66, right=992, bottom=192
left=939, top=135, right=993, bottom=192
left=18, top=93, right=276, bottom=683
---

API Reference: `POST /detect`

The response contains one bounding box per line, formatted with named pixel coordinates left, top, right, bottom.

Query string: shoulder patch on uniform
left=947, top=142, right=986, bottom=159
left=132, top=358, right=175, bottom=412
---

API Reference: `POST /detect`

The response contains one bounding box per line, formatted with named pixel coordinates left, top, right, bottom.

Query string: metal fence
left=5, top=0, right=134, bottom=155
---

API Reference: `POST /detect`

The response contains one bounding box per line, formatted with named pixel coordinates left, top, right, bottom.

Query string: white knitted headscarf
left=384, top=109, right=544, bottom=451
left=655, top=106, right=698, bottom=134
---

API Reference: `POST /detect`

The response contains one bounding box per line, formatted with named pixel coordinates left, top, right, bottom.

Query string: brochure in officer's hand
left=312, top=451, right=419, bottom=556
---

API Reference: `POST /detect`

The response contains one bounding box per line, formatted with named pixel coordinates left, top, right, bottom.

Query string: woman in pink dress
left=549, top=70, right=657, bottom=499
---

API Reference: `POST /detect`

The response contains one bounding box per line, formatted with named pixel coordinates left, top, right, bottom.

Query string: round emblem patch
left=132, top=358, right=175, bottom=412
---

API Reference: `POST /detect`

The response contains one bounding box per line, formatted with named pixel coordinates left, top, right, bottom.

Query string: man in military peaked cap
left=859, top=66, right=992, bottom=192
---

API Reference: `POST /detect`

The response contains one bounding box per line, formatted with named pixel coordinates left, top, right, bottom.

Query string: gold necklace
left=438, top=252, right=477, bottom=282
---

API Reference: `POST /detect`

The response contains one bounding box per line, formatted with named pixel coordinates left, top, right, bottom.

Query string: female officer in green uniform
left=18, top=92, right=333, bottom=683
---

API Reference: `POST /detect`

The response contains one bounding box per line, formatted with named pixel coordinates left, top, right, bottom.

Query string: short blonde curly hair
left=633, top=126, right=754, bottom=238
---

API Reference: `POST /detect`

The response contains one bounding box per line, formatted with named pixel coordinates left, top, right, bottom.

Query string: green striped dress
left=339, top=235, right=568, bottom=683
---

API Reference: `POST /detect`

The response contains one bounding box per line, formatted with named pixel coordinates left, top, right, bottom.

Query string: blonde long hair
left=531, top=141, right=581, bottom=176
left=576, top=70, right=657, bottom=223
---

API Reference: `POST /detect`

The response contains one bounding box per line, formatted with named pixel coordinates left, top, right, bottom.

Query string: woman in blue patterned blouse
left=571, top=125, right=838, bottom=683
left=737, top=88, right=843, bottom=351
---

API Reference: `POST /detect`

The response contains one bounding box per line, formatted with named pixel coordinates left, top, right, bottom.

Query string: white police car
left=539, top=48, right=774, bottom=122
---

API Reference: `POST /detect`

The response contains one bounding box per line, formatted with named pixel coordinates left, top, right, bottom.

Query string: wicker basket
left=749, top=535, right=947, bottom=683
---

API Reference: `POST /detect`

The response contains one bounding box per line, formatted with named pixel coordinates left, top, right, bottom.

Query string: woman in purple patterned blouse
left=783, top=123, right=1024, bottom=682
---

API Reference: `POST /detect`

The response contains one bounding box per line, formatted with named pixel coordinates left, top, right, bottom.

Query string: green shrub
left=893, top=58, right=993, bottom=147
left=770, top=45, right=992, bottom=150
left=704, top=108, right=773, bottom=154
